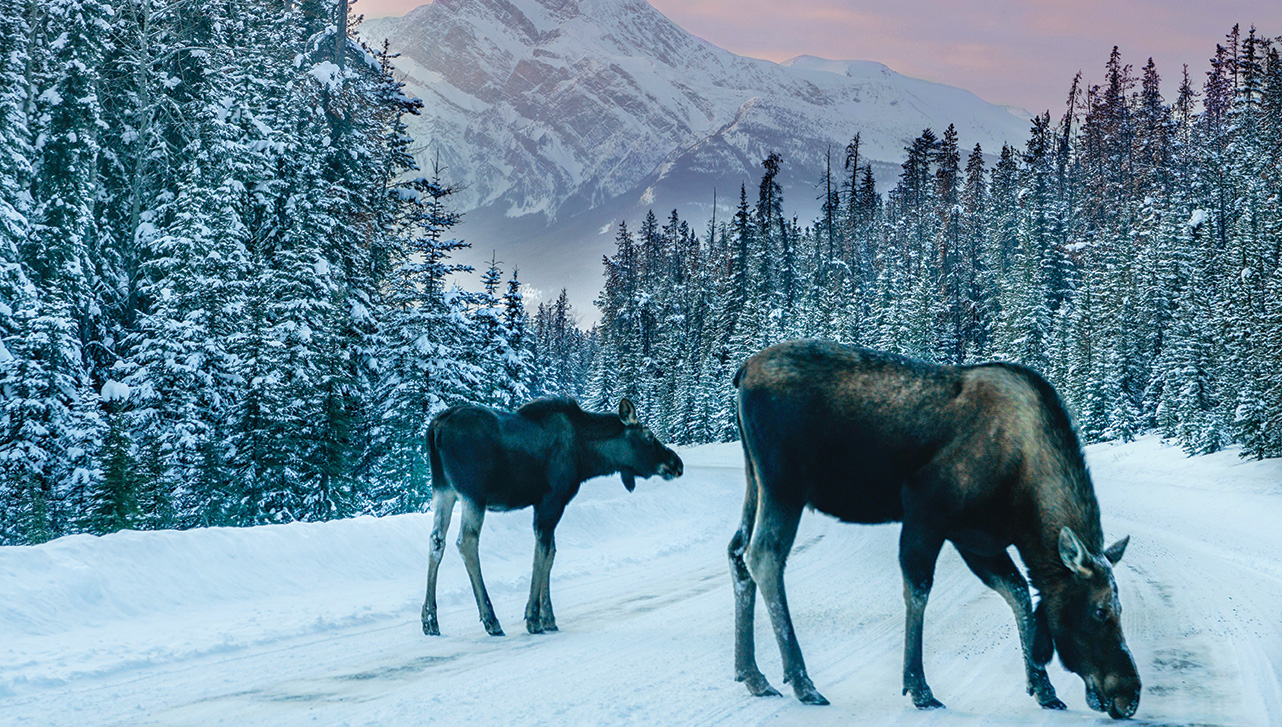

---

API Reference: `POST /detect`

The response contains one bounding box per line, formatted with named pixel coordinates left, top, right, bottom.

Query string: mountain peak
left=361, top=0, right=1029, bottom=315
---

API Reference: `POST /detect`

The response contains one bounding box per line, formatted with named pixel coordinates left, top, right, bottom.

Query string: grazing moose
left=422, top=398, right=683, bottom=637
left=729, top=341, right=1141, bottom=719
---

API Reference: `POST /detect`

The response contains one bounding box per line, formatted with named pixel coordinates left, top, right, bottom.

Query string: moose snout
left=659, top=453, right=683, bottom=479
left=1109, top=693, right=1139, bottom=720
left=1104, top=673, right=1141, bottom=720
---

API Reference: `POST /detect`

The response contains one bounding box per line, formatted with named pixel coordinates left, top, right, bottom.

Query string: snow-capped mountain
left=359, top=0, right=1031, bottom=309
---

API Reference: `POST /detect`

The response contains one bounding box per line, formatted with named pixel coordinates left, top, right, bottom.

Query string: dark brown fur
left=729, top=340, right=1139, bottom=718
left=421, top=397, right=682, bottom=636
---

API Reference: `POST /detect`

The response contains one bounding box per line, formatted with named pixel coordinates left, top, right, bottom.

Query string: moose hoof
left=1028, top=670, right=1063, bottom=708
left=917, top=697, right=948, bottom=712
left=738, top=671, right=782, bottom=698
left=540, top=620, right=558, bottom=633
left=790, top=677, right=829, bottom=706
left=1039, top=697, right=1068, bottom=710
left=904, top=678, right=944, bottom=710
left=525, top=619, right=544, bottom=635
left=483, top=621, right=505, bottom=637
left=905, top=686, right=944, bottom=710
left=422, top=620, right=439, bottom=636
left=797, top=689, right=830, bottom=706
left=913, top=696, right=945, bottom=710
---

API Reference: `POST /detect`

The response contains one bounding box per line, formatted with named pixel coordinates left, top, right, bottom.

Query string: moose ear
left=618, top=398, right=639, bottom=426
left=1059, top=527, right=1091, bottom=577
left=1104, top=535, right=1130, bottom=565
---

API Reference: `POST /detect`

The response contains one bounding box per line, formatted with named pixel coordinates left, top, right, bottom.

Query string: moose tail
left=427, top=414, right=448, bottom=493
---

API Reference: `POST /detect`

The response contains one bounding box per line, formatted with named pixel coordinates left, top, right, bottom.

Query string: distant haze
left=358, top=0, right=1282, bottom=114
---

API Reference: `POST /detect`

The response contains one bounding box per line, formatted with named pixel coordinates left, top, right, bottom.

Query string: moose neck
left=577, top=437, right=630, bottom=482
left=1017, top=474, right=1106, bottom=592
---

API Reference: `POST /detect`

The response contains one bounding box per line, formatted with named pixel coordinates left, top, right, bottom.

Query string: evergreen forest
left=588, top=28, right=1282, bottom=465
left=1, top=0, right=1278, bottom=544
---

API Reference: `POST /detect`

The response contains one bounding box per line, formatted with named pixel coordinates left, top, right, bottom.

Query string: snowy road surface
left=3, top=437, right=1280, bottom=726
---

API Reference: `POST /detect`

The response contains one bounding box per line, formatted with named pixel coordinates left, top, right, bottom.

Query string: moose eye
left=1093, top=606, right=1108, bottom=621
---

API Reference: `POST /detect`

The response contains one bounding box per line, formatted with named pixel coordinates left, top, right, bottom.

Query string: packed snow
left=2, top=436, right=1280, bottom=726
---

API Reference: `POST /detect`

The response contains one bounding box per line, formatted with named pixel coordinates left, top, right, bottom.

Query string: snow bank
left=0, top=444, right=741, bottom=690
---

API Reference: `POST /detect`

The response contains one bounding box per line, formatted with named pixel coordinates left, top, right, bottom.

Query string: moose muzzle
left=658, top=453, right=683, bottom=480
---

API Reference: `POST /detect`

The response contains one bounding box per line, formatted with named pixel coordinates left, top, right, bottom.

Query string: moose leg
left=729, top=462, right=779, bottom=697
left=457, top=498, right=503, bottom=636
left=526, top=501, right=565, bottom=634
left=524, top=533, right=557, bottom=634
left=746, top=495, right=827, bottom=705
left=537, top=534, right=557, bottom=632
left=900, top=525, right=945, bottom=709
left=958, top=549, right=1066, bottom=710
left=422, top=488, right=458, bottom=635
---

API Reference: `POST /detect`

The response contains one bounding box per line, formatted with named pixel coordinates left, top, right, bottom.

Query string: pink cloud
left=358, top=0, right=430, bottom=19
left=650, top=0, right=1282, bottom=113
left=356, top=0, right=1282, bottom=114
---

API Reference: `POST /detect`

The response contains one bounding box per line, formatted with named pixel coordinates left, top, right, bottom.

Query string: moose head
left=1041, top=526, right=1141, bottom=719
left=608, top=398, right=683, bottom=491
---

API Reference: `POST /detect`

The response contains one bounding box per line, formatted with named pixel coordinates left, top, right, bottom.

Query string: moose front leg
left=537, top=535, right=557, bottom=632
left=527, top=501, right=565, bottom=634
left=525, top=535, right=557, bottom=633
left=958, top=549, right=1066, bottom=709
left=900, top=526, right=945, bottom=710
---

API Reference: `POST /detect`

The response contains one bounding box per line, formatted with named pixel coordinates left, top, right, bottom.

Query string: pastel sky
left=357, top=0, right=1282, bottom=114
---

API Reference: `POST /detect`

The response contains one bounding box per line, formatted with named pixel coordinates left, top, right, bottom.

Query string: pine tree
left=88, top=383, right=138, bottom=534
left=11, top=0, right=115, bottom=540
left=376, top=165, right=480, bottom=514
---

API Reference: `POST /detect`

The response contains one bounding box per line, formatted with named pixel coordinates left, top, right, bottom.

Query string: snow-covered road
left=3, top=437, right=1280, bottom=726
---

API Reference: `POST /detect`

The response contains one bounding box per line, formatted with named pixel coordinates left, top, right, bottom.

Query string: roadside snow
left=1, top=437, right=1279, bottom=726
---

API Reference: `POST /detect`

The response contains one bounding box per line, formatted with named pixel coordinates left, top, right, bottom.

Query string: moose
left=421, top=397, right=683, bottom=637
left=729, top=340, right=1141, bottom=719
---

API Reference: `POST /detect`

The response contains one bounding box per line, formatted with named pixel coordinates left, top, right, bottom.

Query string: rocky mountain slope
left=359, top=0, right=1031, bottom=311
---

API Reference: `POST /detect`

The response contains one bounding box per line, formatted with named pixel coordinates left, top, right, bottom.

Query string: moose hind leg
left=422, top=488, right=457, bottom=636
left=958, top=549, right=1065, bottom=710
left=729, top=465, right=779, bottom=698
left=900, top=525, right=945, bottom=710
left=457, top=499, right=504, bottom=636
left=746, top=495, right=827, bottom=706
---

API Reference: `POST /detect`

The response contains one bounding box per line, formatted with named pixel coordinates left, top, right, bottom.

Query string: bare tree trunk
left=334, top=0, right=346, bottom=67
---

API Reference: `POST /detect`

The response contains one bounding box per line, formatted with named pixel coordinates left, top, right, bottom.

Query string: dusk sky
left=359, top=0, right=1282, bottom=115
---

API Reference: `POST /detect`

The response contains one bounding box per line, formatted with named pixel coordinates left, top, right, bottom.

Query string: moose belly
left=946, top=526, right=1012, bottom=556
left=475, top=474, right=550, bottom=512
left=482, top=489, right=544, bottom=512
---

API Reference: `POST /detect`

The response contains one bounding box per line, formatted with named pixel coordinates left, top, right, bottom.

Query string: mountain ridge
left=358, top=0, right=1030, bottom=314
